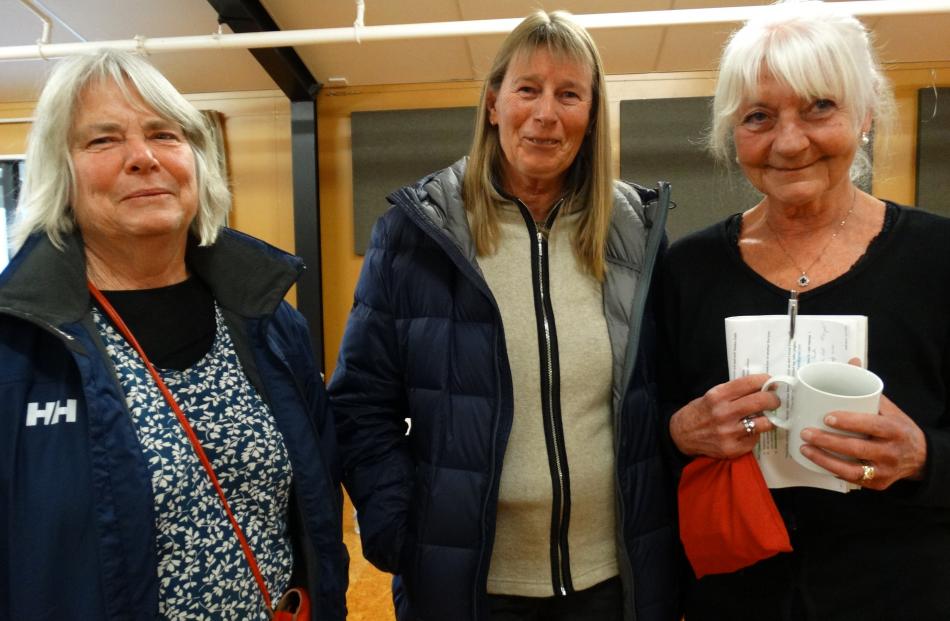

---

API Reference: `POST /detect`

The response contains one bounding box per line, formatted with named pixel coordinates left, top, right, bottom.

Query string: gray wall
left=350, top=95, right=895, bottom=252
left=352, top=107, right=475, bottom=254
left=916, top=87, right=950, bottom=217
left=620, top=97, right=760, bottom=242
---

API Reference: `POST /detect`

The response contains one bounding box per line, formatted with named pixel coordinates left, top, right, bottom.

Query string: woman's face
left=69, top=80, right=198, bottom=249
left=733, top=73, right=864, bottom=208
left=487, top=47, right=593, bottom=194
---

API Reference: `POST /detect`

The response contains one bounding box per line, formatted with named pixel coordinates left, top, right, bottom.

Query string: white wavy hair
left=708, top=0, right=896, bottom=182
left=13, top=49, right=230, bottom=250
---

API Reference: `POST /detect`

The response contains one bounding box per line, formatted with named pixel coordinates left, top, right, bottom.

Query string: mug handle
left=761, top=375, right=796, bottom=429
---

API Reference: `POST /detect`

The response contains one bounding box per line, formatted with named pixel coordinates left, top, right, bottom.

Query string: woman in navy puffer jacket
left=330, top=11, right=680, bottom=621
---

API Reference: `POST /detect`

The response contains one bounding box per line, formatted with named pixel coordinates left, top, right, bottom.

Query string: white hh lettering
left=25, top=400, right=78, bottom=427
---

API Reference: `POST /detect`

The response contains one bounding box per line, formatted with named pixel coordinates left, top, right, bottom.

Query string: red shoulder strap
left=88, top=280, right=274, bottom=610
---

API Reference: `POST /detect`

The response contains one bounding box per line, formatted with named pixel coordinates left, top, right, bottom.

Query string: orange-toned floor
left=343, top=493, right=396, bottom=620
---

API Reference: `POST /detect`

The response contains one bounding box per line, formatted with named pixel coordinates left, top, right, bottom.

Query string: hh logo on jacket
left=26, top=399, right=77, bottom=426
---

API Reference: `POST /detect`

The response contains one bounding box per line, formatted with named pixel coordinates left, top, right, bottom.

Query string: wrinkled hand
left=799, top=393, right=927, bottom=490
left=670, top=374, right=780, bottom=459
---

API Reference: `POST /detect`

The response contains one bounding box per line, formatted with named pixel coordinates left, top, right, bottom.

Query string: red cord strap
left=87, top=280, right=274, bottom=610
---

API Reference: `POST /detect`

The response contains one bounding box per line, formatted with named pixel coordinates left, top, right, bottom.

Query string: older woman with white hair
left=662, top=1, right=950, bottom=619
left=0, top=50, right=347, bottom=620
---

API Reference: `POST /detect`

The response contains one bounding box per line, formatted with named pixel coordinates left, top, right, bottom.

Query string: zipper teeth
left=537, top=227, right=568, bottom=596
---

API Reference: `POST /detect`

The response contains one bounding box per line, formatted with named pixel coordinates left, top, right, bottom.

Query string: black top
left=660, top=203, right=950, bottom=620
left=101, top=276, right=215, bottom=371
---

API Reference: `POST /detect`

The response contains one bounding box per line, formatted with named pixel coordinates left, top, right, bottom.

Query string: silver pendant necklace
left=764, top=188, right=857, bottom=288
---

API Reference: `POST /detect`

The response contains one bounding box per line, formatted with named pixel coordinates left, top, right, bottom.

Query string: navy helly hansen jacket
left=0, top=229, right=348, bottom=620
left=330, top=159, right=680, bottom=621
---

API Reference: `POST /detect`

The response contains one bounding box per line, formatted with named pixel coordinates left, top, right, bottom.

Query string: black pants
left=487, top=576, right=623, bottom=621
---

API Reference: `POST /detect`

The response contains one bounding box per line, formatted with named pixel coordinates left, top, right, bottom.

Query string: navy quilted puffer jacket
left=329, top=159, right=680, bottom=621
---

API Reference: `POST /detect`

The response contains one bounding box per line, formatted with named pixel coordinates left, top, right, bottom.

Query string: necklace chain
left=764, top=189, right=857, bottom=288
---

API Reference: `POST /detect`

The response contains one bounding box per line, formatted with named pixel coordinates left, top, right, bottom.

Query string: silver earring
left=861, top=131, right=870, bottom=146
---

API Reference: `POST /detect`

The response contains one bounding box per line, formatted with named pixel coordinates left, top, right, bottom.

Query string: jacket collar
left=389, top=157, right=650, bottom=273
left=0, top=232, right=90, bottom=327
left=0, top=228, right=303, bottom=328
left=389, top=157, right=478, bottom=265
left=188, top=228, right=303, bottom=318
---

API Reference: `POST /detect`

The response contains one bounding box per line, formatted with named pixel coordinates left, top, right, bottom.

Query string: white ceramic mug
left=761, top=361, right=883, bottom=475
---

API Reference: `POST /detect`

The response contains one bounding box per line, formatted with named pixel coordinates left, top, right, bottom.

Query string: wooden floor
left=342, top=493, right=396, bottom=620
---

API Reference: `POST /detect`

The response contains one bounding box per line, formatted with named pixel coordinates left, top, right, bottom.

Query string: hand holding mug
left=670, top=374, right=779, bottom=459
left=762, top=361, right=927, bottom=487
left=798, top=390, right=928, bottom=489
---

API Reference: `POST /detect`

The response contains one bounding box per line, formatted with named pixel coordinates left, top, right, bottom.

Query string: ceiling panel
left=30, top=0, right=219, bottom=41
left=264, top=0, right=465, bottom=28
left=456, top=0, right=674, bottom=20
left=671, top=0, right=768, bottom=7
left=0, top=0, right=275, bottom=102
left=590, top=27, right=671, bottom=75
left=653, top=23, right=736, bottom=72
left=262, top=0, right=474, bottom=87
left=297, top=38, right=478, bottom=86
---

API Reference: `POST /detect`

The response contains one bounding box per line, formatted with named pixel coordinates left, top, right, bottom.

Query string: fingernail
left=825, top=414, right=837, bottom=426
left=801, top=429, right=813, bottom=442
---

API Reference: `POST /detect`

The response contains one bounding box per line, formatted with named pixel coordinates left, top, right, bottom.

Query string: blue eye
left=742, top=111, right=768, bottom=124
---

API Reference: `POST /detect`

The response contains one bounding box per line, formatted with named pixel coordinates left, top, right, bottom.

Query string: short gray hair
left=709, top=0, right=895, bottom=181
left=13, top=49, right=230, bottom=250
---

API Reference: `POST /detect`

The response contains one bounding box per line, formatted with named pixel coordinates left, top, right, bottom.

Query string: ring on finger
left=740, top=416, right=756, bottom=436
left=859, top=461, right=876, bottom=483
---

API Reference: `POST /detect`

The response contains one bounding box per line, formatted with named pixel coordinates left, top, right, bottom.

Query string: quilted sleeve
left=327, top=211, right=414, bottom=574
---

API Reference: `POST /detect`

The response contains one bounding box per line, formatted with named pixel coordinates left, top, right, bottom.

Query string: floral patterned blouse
left=94, top=305, right=293, bottom=620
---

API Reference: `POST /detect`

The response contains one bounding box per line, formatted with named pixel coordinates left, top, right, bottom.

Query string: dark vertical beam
left=290, top=99, right=325, bottom=372
left=207, top=0, right=326, bottom=371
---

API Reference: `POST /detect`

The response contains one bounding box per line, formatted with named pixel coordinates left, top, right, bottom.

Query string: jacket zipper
left=519, top=200, right=573, bottom=597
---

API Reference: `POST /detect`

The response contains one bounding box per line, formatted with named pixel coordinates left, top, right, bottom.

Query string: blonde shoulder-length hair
left=462, top=10, right=613, bottom=281
left=13, top=49, right=230, bottom=251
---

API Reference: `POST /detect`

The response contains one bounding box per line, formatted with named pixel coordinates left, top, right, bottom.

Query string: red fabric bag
left=678, top=453, right=792, bottom=578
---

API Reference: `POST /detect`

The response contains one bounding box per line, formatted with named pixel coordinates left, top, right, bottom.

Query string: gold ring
left=860, top=462, right=876, bottom=483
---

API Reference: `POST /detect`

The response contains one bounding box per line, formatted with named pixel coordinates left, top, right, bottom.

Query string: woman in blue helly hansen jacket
left=1, top=49, right=346, bottom=620
left=0, top=229, right=349, bottom=620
